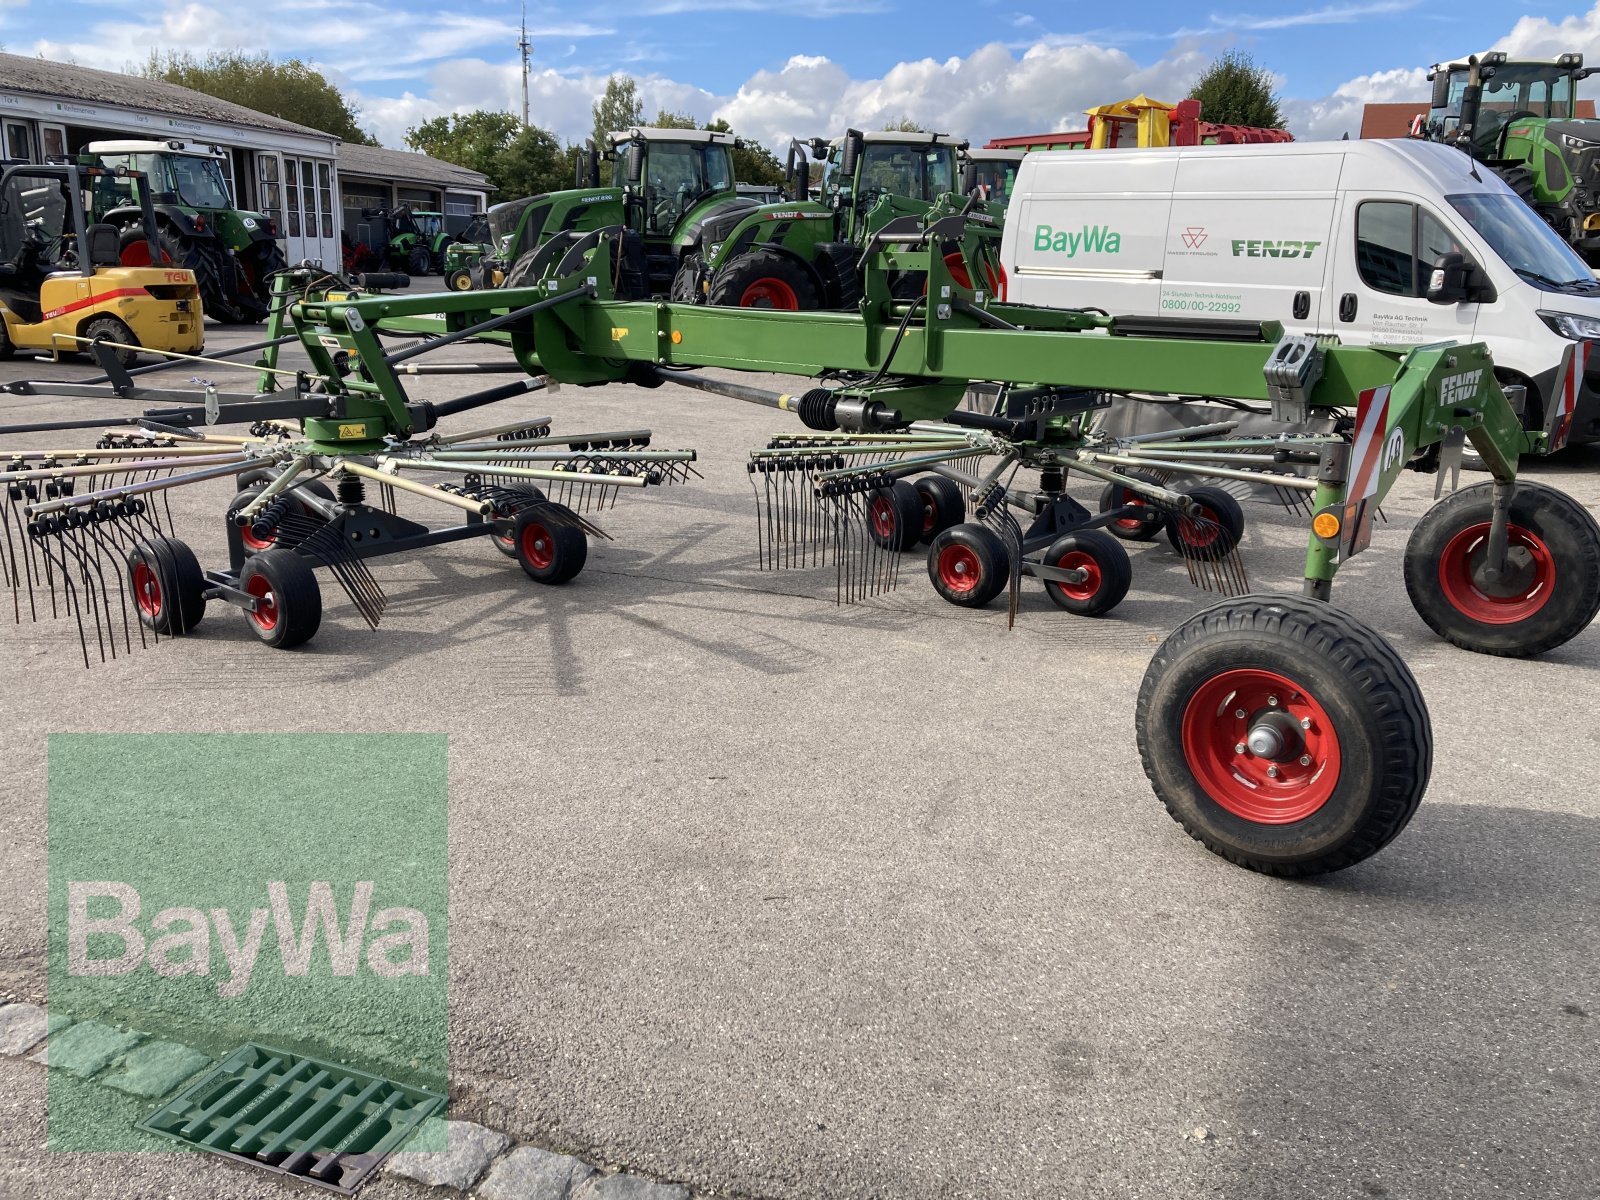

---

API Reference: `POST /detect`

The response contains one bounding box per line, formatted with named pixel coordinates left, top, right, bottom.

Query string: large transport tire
left=1165, top=485, right=1245, bottom=561
left=1497, top=164, right=1539, bottom=207
left=1137, top=594, right=1431, bottom=877
left=1040, top=529, right=1131, bottom=617
left=126, top=536, right=207, bottom=636
left=235, top=240, right=287, bottom=316
left=866, top=479, right=923, bottom=552
left=1098, top=472, right=1169, bottom=542
left=239, top=549, right=322, bottom=649
left=1402, top=480, right=1600, bottom=657
left=927, top=522, right=1010, bottom=608
left=406, top=245, right=431, bottom=276
left=156, top=226, right=240, bottom=324
left=707, top=250, right=819, bottom=310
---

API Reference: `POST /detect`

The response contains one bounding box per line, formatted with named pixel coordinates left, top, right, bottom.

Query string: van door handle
left=1338, top=293, right=1358, bottom=322
left=1293, top=291, right=1310, bottom=320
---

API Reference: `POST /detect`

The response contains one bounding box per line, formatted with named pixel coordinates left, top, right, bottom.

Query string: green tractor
left=443, top=216, right=497, bottom=291
left=83, top=140, right=285, bottom=324
left=1423, top=52, right=1600, bottom=260
left=486, top=126, right=998, bottom=311
left=961, top=147, right=1025, bottom=219
left=365, top=204, right=454, bottom=275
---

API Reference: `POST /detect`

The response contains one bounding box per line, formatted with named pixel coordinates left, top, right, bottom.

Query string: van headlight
left=1540, top=311, right=1600, bottom=340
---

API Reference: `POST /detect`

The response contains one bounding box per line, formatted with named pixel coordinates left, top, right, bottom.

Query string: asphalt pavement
left=0, top=304, right=1597, bottom=1200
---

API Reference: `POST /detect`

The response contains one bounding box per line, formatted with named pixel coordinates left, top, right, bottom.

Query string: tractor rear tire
left=127, top=536, right=207, bottom=636
left=866, top=480, right=923, bottom=552
left=81, top=315, right=139, bottom=369
left=1041, top=529, right=1132, bottom=616
left=1166, top=485, right=1245, bottom=561
left=513, top=504, right=588, bottom=583
left=927, top=523, right=1010, bottom=608
left=235, top=241, right=287, bottom=315
left=239, top=550, right=322, bottom=649
left=407, top=246, right=431, bottom=276
left=1137, top=594, right=1430, bottom=876
left=1402, top=480, right=1600, bottom=657
left=1497, top=164, right=1538, bottom=207
left=158, top=227, right=236, bottom=324
left=707, top=251, right=819, bottom=310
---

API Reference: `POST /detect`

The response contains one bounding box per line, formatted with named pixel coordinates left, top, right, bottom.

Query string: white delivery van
left=1001, top=138, right=1600, bottom=444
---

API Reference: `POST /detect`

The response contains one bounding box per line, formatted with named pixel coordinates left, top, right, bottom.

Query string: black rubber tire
left=490, top=485, right=548, bottom=558
left=927, top=522, right=1010, bottom=608
left=239, top=549, right=322, bottom=649
left=1166, top=485, right=1245, bottom=561
left=446, top=268, right=474, bottom=292
left=0, top=317, right=14, bottom=360
left=126, top=536, right=206, bottom=635
left=669, top=253, right=705, bottom=303
left=233, top=476, right=335, bottom=511
left=1098, top=472, right=1168, bottom=541
left=865, top=479, right=923, bottom=552
left=513, top=504, right=587, bottom=583
left=81, top=315, right=139, bottom=369
left=406, top=245, right=431, bottom=276
left=913, top=476, right=965, bottom=544
left=228, top=488, right=282, bottom=554
left=707, top=250, right=820, bottom=310
left=1498, top=164, right=1538, bottom=207
left=1402, top=480, right=1600, bottom=657
left=1137, top=594, right=1431, bottom=877
left=230, top=241, right=286, bottom=320
left=1041, top=528, right=1132, bottom=617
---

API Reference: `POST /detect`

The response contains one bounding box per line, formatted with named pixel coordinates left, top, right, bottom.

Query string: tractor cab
left=0, top=162, right=201, bottom=365
left=1428, top=53, right=1595, bottom=155
left=610, top=128, right=738, bottom=237
left=961, top=148, right=1025, bottom=217
left=819, top=131, right=964, bottom=243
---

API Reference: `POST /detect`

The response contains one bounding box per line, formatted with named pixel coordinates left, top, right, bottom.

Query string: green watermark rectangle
left=47, top=733, right=448, bottom=1151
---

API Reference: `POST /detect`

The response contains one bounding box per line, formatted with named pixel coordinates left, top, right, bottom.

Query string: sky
left=4, top=1, right=1600, bottom=151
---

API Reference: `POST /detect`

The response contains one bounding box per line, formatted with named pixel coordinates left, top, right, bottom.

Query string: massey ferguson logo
left=1180, top=227, right=1208, bottom=249
left=1439, top=369, right=1483, bottom=406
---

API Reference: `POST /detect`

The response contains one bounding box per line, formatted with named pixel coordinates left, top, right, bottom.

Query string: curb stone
left=29, top=1019, right=142, bottom=1076
left=386, top=1118, right=511, bottom=1190
left=0, top=1003, right=49, bottom=1056
left=101, top=1040, right=212, bottom=1097
left=478, top=1145, right=596, bottom=1200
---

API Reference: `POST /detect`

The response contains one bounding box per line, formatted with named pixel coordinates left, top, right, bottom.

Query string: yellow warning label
left=338, top=423, right=366, bottom=439
left=610, top=327, right=629, bottom=341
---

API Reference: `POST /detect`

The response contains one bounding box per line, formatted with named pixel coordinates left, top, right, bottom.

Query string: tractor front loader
left=3, top=219, right=1596, bottom=882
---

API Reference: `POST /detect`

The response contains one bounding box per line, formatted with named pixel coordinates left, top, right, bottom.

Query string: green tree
left=405, top=110, right=522, bottom=178
left=593, top=75, right=645, bottom=149
left=654, top=109, right=698, bottom=129
left=881, top=117, right=926, bottom=133
left=494, top=126, right=575, bottom=197
left=1188, top=50, right=1286, bottom=129
left=705, top=118, right=786, bottom=189
left=143, top=50, right=378, bottom=145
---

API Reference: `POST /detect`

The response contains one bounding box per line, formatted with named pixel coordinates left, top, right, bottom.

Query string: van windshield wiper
left=1513, top=267, right=1595, bottom=290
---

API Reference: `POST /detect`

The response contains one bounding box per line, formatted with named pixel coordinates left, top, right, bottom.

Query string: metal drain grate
left=138, top=1043, right=445, bottom=1194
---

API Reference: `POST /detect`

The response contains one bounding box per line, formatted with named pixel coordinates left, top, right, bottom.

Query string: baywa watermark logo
left=48, top=733, right=448, bottom=1151
left=1231, top=238, right=1322, bottom=260
left=68, top=879, right=431, bottom=998
left=1032, top=223, right=1123, bottom=256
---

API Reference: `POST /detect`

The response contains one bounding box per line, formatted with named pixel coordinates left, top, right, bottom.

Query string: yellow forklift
left=0, top=162, right=203, bottom=368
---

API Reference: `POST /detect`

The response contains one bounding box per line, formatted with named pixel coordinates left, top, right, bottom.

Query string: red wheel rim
left=1112, top=486, right=1149, bottom=533
left=921, top=497, right=937, bottom=535
left=1055, top=549, right=1102, bottom=601
left=521, top=522, right=555, bottom=569
left=936, top=544, right=982, bottom=593
left=245, top=573, right=278, bottom=632
left=944, top=251, right=973, bottom=289
left=739, top=278, right=799, bottom=309
left=869, top=496, right=897, bottom=540
left=1179, top=668, right=1341, bottom=824
left=121, top=241, right=153, bottom=267
left=1436, top=521, right=1554, bottom=625
left=132, top=561, right=162, bottom=618
left=240, top=521, right=276, bottom=552
left=1179, top=506, right=1221, bottom=548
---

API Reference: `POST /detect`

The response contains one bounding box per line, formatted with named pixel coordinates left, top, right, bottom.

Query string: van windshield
left=1447, top=193, right=1597, bottom=289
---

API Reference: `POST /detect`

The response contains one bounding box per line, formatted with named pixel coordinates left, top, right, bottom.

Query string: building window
left=301, top=159, right=317, bottom=241
left=317, top=163, right=335, bottom=239
left=3, top=121, right=31, bottom=162
left=284, top=158, right=301, bottom=238
left=444, top=200, right=476, bottom=216
left=258, top=153, right=282, bottom=229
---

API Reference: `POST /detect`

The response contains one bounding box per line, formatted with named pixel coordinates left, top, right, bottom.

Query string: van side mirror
left=1426, top=251, right=1472, bottom=304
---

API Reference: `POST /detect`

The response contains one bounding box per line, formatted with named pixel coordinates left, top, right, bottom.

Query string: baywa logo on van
left=1232, top=239, right=1322, bottom=260
left=1033, top=224, right=1122, bottom=257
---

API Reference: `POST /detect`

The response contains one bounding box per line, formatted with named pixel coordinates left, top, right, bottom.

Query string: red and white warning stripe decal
left=1548, top=340, right=1591, bottom=454
left=1341, top=384, right=1391, bottom=559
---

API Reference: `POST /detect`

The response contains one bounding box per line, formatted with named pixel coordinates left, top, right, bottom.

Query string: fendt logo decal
left=1231, top=239, right=1322, bottom=259
left=1439, top=369, right=1484, bottom=407
left=1032, top=224, right=1123, bottom=256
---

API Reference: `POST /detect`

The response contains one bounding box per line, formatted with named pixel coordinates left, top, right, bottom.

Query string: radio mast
left=519, top=2, right=532, bottom=128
